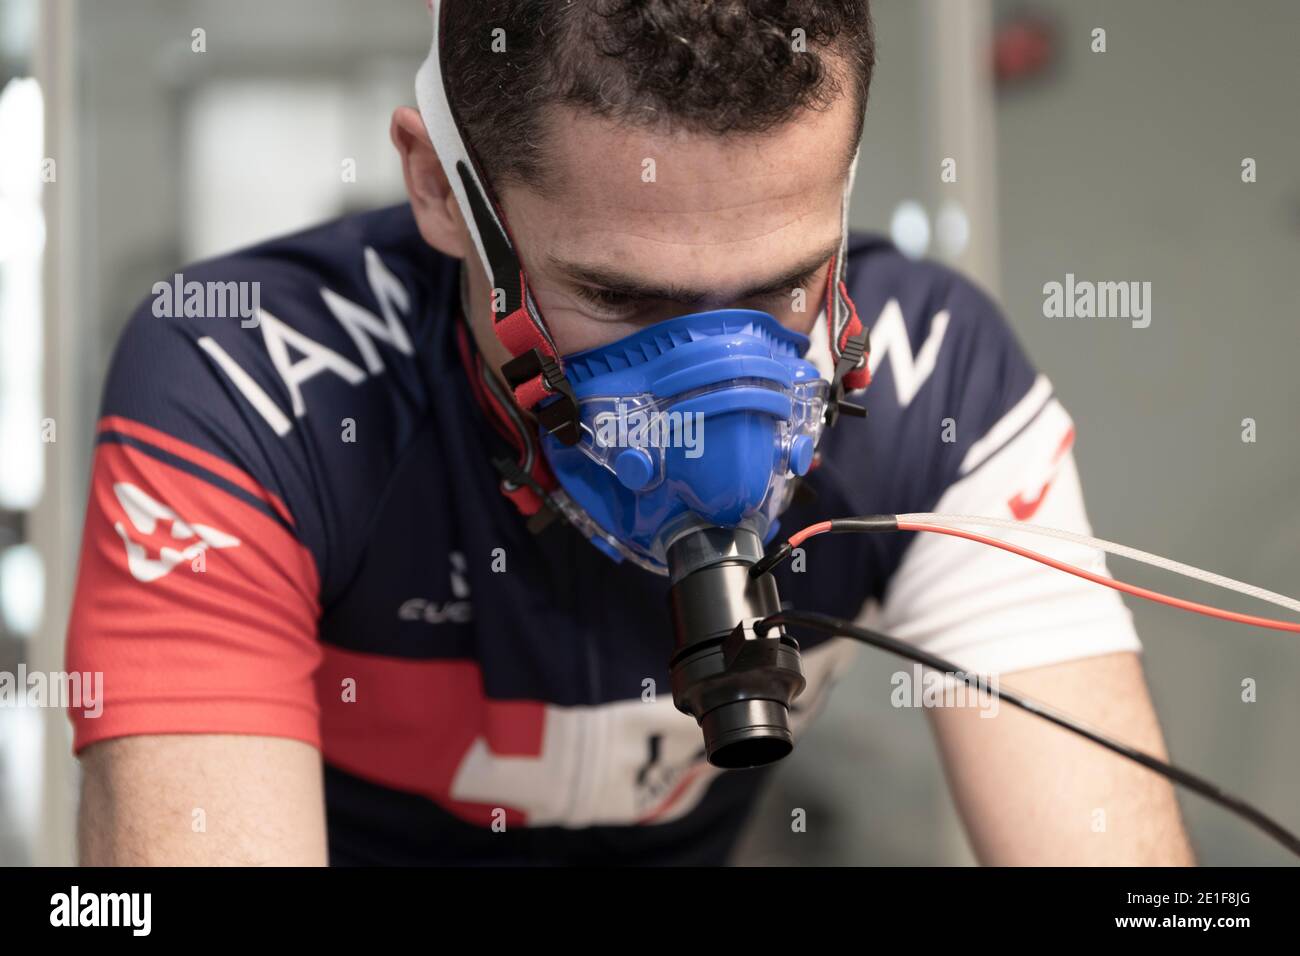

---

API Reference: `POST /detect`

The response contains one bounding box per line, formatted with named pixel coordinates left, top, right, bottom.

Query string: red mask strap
left=822, top=254, right=871, bottom=393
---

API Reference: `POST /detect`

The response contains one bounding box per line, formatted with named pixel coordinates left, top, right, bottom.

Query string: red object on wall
left=994, top=15, right=1056, bottom=87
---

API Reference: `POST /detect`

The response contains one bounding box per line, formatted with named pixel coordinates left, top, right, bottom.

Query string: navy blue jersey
left=66, top=204, right=1138, bottom=864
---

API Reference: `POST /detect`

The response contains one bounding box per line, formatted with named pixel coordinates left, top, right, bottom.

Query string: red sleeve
left=64, top=416, right=323, bottom=753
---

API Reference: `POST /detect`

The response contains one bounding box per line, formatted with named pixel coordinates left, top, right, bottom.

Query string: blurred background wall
left=0, top=0, right=1295, bottom=865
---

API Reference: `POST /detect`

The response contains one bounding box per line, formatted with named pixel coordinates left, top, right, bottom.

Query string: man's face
left=465, top=82, right=860, bottom=363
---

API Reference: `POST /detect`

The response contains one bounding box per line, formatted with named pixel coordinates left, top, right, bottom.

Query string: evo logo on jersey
left=398, top=551, right=473, bottom=625
left=111, top=482, right=240, bottom=583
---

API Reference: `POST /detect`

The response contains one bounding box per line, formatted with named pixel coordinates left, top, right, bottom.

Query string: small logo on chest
left=398, top=551, right=473, bottom=625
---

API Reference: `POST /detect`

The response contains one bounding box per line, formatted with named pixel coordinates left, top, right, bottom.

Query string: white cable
left=897, top=512, right=1300, bottom=616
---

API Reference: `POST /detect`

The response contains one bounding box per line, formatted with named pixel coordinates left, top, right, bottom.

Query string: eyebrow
left=548, top=238, right=843, bottom=305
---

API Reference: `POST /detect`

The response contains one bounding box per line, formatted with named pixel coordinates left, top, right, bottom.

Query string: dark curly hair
left=443, top=0, right=875, bottom=190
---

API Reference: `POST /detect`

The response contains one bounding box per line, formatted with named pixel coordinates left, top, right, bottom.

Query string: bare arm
left=928, top=650, right=1195, bottom=865
left=78, top=734, right=328, bottom=866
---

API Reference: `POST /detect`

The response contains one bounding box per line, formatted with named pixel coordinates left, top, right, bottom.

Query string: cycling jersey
left=65, top=204, right=1140, bottom=864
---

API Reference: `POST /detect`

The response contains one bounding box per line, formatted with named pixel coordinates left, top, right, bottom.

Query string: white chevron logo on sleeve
left=111, top=482, right=241, bottom=583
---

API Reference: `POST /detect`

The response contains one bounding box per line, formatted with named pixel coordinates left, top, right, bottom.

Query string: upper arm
left=79, top=734, right=327, bottom=866
left=65, top=239, right=430, bottom=864
left=65, top=277, right=329, bottom=862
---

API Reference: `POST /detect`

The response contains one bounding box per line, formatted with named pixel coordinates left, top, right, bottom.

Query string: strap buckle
left=825, top=327, right=870, bottom=427
left=501, top=348, right=582, bottom=446
left=491, top=456, right=562, bottom=534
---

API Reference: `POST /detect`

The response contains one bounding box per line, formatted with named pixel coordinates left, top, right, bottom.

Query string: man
left=67, top=0, right=1192, bottom=865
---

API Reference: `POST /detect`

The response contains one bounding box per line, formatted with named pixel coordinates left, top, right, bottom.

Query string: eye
left=574, top=285, right=640, bottom=313
left=742, top=274, right=823, bottom=311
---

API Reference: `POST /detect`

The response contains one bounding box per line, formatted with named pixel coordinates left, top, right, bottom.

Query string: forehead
left=500, top=95, right=858, bottom=278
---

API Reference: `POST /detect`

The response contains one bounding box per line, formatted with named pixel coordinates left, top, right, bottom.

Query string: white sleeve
left=869, top=382, right=1142, bottom=676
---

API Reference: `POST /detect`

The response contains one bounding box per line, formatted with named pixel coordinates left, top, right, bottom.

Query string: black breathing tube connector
left=666, top=526, right=805, bottom=770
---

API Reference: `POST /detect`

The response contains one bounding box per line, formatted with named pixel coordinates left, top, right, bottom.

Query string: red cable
left=788, top=521, right=832, bottom=549
left=785, top=520, right=1300, bottom=634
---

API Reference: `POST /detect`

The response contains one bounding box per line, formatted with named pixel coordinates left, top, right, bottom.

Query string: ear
left=390, top=106, right=473, bottom=259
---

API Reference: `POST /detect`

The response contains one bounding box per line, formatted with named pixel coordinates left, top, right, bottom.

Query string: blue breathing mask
left=539, top=309, right=829, bottom=575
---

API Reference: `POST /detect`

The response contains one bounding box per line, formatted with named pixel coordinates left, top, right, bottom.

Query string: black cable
left=758, top=608, right=1300, bottom=860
